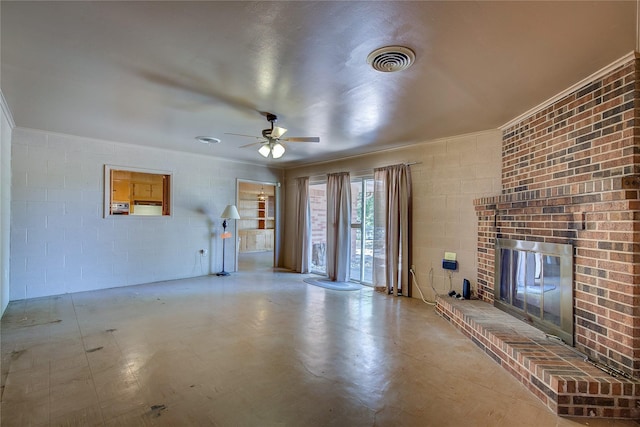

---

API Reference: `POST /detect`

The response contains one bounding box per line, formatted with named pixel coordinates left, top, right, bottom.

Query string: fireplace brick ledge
left=436, top=296, right=640, bottom=419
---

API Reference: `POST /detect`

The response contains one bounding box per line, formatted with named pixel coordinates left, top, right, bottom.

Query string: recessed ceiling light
left=367, top=46, right=416, bottom=72
left=195, top=136, right=221, bottom=144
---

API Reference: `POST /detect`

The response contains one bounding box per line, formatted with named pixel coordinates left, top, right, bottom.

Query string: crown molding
left=500, top=51, right=639, bottom=130
left=0, top=90, right=15, bottom=129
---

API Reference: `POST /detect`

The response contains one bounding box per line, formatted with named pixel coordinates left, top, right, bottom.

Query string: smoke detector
left=195, top=136, right=221, bottom=144
left=367, top=46, right=416, bottom=72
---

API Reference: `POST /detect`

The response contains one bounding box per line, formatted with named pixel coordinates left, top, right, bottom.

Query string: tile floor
left=1, top=255, right=638, bottom=426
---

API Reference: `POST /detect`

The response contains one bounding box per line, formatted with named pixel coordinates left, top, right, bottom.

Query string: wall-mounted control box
left=442, top=251, right=457, bottom=270
left=442, top=259, right=458, bottom=270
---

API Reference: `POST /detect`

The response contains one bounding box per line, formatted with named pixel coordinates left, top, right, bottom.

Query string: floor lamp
left=217, top=204, right=240, bottom=276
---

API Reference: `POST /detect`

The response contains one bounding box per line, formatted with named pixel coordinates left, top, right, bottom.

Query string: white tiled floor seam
left=71, top=293, right=106, bottom=426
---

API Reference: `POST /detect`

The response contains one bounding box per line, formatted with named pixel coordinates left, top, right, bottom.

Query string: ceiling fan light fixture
left=367, top=46, right=415, bottom=72
left=258, top=187, right=266, bottom=201
left=258, top=144, right=271, bottom=157
left=271, top=143, right=285, bottom=159
left=230, top=113, right=316, bottom=159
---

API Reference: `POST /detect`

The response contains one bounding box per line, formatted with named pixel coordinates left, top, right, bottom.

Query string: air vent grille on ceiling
left=195, top=136, right=221, bottom=144
left=367, top=46, right=415, bottom=73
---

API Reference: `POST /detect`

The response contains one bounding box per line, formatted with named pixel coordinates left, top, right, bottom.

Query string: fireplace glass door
left=495, top=239, right=573, bottom=345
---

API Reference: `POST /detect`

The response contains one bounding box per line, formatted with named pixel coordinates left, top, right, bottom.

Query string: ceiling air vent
left=195, top=136, right=221, bottom=144
left=367, top=46, right=415, bottom=73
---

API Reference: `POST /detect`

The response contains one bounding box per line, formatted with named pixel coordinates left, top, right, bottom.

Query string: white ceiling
left=1, top=1, right=636, bottom=167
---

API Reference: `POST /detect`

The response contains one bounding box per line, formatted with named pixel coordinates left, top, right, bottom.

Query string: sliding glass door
left=309, top=182, right=327, bottom=274
left=350, top=178, right=374, bottom=284
left=308, top=177, right=375, bottom=283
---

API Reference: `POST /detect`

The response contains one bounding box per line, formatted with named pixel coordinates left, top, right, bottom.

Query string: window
left=104, top=165, right=171, bottom=217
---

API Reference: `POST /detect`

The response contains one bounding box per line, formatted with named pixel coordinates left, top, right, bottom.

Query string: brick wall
left=474, top=56, right=640, bottom=378
left=10, top=129, right=282, bottom=298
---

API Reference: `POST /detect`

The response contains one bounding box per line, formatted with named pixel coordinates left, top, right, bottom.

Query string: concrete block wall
left=284, top=129, right=502, bottom=297
left=10, top=128, right=282, bottom=300
left=0, top=98, right=12, bottom=316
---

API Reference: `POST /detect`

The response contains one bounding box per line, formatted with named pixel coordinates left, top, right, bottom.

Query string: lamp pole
left=217, top=205, right=240, bottom=276
left=217, top=219, right=229, bottom=276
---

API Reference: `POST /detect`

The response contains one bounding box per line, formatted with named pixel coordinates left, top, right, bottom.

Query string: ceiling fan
left=225, top=113, right=320, bottom=159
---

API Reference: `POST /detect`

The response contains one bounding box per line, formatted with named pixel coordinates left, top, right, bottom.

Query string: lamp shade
left=271, top=143, right=285, bottom=159
left=258, top=144, right=271, bottom=157
left=220, top=204, right=240, bottom=219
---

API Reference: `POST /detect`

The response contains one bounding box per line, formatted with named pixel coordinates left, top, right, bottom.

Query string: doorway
left=236, top=181, right=277, bottom=271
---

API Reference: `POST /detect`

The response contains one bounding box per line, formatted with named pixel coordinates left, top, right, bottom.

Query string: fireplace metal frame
left=494, top=238, right=574, bottom=345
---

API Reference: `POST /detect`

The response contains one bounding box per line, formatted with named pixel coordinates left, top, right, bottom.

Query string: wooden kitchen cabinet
left=150, top=183, right=163, bottom=200
left=112, top=179, right=130, bottom=202
left=132, top=181, right=163, bottom=201
left=238, top=229, right=274, bottom=253
left=132, top=183, right=151, bottom=198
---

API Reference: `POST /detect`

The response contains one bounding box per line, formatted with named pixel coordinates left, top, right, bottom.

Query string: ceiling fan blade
left=239, top=141, right=267, bottom=148
left=224, top=132, right=263, bottom=140
left=281, top=137, right=320, bottom=143
left=271, top=126, right=287, bottom=139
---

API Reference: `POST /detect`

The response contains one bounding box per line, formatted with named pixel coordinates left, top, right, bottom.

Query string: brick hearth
left=436, top=296, right=640, bottom=419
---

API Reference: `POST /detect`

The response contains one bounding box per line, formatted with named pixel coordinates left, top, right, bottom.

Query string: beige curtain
left=293, top=177, right=310, bottom=273
left=373, top=164, right=412, bottom=296
left=326, top=172, right=351, bottom=282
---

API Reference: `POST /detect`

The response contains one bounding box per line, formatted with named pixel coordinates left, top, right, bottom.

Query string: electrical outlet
left=411, top=264, right=416, bottom=272
left=199, top=249, right=207, bottom=256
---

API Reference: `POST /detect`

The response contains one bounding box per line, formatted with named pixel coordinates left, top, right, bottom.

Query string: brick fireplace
left=477, top=53, right=640, bottom=378
left=438, top=53, right=640, bottom=418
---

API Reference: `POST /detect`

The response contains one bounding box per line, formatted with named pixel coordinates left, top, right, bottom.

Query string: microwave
left=111, top=202, right=130, bottom=215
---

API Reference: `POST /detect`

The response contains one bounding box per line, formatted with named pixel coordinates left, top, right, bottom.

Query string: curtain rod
left=364, top=161, right=422, bottom=174
left=377, top=161, right=421, bottom=168
left=308, top=162, right=421, bottom=182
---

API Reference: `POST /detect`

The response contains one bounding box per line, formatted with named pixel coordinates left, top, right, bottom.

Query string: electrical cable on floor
left=432, top=267, right=443, bottom=295
left=192, top=252, right=204, bottom=275
left=409, top=267, right=436, bottom=305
